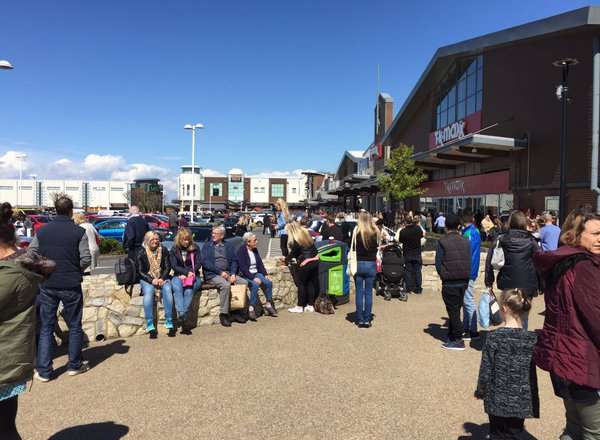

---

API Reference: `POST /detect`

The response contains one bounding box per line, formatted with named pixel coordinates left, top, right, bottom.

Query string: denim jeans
left=463, top=279, right=477, bottom=334
left=171, top=276, right=201, bottom=319
left=246, top=273, right=273, bottom=306
left=404, top=260, right=423, bottom=293
left=355, top=261, right=377, bottom=324
left=36, top=286, right=84, bottom=378
left=140, top=280, right=173, bottom=322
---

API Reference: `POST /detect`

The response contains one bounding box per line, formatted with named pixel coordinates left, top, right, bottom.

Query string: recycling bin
left=316, top=240, right=350, bottom=305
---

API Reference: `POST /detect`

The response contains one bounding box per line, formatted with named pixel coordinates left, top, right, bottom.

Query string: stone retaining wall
left=65, top=261, right=298, bottom=342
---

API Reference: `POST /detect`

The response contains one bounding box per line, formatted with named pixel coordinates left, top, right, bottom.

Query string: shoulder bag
left=490, top=236, right=505, bottom=271
left=348, top=226, right=358, bottom=277
left=230, top=283, right=248, bottom=311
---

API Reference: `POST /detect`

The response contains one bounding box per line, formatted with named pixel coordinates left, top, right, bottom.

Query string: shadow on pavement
left=53, top=340, right=130, bottom=377
left=345, top=312, right=358, bottom=325
left=48, top=421, right=129, bottom=440
left=457, top=421, right=537, bottom=439
left=423, top=323, right=447, bottom=342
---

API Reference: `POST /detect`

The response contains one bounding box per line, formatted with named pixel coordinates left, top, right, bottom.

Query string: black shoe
left=264, top=303, right=278, bottom=317
left=231, top=313, right=247, bottom=324
left=181, top=325, right=192, bottom=335
left=167, top=328, right=177, bottom=337
left=384, top=293, right=391, bottom=301
left=441, top=340, right=465, bottom=351
left=413, top=290, right=423, bottom=294
left=149, top=330, right=158, bottom=339
left=248, top=309, right=257, bottom=321
left=219, top=313, right=232, bottom=327
left=177, top=316, right=185, bottom=328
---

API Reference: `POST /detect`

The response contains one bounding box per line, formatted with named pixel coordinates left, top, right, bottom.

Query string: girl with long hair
left=353, top=212, right=380, bottom=328
left=275, top=198, right=290, bottom=259
left=286, top=221, right=320, bottom=313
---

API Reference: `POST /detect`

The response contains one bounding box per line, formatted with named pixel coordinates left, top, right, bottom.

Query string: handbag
left=478, top=289, right=503, bottom=328
left=490, top=237, right=505, bottom=271
left=182, top=251, right=196, bottom=287
left=488, top=289, right=502, bottom=326
left=230, top=283, right=248, bottom=311
left=347, top=226, right=358, bottom=276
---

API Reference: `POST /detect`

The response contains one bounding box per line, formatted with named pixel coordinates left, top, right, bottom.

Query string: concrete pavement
left=17, top=291, right=563, bottom=440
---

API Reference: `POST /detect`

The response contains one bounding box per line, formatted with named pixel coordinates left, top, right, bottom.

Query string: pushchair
left=376, top=243, right=407, bottom=301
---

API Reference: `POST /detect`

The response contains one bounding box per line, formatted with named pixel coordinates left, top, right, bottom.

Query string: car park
left=94, top=218, right=128, bottom=242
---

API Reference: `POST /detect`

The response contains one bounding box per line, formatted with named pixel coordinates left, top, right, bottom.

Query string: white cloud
left=249, top=168, right=314, bottom=178
left=201, top=168, right=224, bottom=177
left=0, top=150, right=30, bottom=176
left=83, top=154, right=126, bottom=174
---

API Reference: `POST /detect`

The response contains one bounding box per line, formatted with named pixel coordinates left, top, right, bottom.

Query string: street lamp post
left=184, top=123, right=204, bottom=223
left=15, top=153, right=27, bottom=207
left=553, top=58, right=579, bottom=225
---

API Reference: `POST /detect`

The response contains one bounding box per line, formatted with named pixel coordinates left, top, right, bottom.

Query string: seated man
left=201, top=225, right=247, bottom=327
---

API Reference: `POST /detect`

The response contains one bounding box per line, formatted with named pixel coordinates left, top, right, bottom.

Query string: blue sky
left=0, top=0, right=590, bottom=194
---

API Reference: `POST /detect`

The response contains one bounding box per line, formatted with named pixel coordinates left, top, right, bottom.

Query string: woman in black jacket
left=137, top=231, right=174, bottom=338
left=285, top=221, right=320, bottom=313
left=169, top=228, right=202, bottom=334
left=485, top=211, right=540, bottom=329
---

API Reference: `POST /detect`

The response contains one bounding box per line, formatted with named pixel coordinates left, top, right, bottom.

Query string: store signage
left=443, top=179, right=465, bottom=194
left=434, top=120, right=465, bottom=147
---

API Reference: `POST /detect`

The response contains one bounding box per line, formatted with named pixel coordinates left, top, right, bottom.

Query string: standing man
left=435, top=214, right=471, bottom=351
left=123, top=205, right=149, bottom=260
left=201, top=225, right=248, bottom=327
left=399, top=215, right=424, bottom=295
left=30, top=196, right=91, bottom=381
left=168, top=209, right=178, bottom=235
left=434, top=212, right=446, bottom=234
left=461, top=209, right=481, bottom=341
left=539, top=213, right=561, bottom=251
left=262, top=213, right=271, bottom=236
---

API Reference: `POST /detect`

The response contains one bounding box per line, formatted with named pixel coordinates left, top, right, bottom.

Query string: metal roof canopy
left=412, top=134, right=528, bottom=169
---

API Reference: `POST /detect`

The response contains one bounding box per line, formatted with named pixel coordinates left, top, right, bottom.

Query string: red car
left=28, top=215, right=51, bottom=235
left=144, top=215, right=169, bottom=229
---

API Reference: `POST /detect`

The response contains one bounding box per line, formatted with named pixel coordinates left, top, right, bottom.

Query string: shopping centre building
left=332, top=6, right=600, bottom=215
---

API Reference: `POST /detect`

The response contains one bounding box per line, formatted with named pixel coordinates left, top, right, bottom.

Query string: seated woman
left=136, top=231, right=175, bottom=339
left=237, top=232, right=278, bottom=321
left=169, top=228, right=202, bottom=334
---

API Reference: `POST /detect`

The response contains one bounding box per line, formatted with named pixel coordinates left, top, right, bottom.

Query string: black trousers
left=441, top=283, right=467, bottom=341
left=489, top=415, right=527, bottom=439
left=404, top=260, right=422, bottom=293
left=280, top=234, right=289, bottom=257
left=0, top=396, right=20, bottom=440
left=294, top=260, right=319, bottom=307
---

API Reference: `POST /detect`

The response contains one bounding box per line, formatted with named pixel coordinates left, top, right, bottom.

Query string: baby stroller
left=376, top=243, right=407, bottom=301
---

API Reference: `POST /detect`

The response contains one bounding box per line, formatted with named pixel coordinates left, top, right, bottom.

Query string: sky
left=0, top=0, right=591, bottom=197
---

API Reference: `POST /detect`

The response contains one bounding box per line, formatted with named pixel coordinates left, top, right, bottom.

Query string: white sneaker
left=287, top=306, right=304, bottom=313
left=67, top=360, right=90, bottom=376
left=304, top=305, right=315, bottom=313
left=34, top=370, right=50, bottom=383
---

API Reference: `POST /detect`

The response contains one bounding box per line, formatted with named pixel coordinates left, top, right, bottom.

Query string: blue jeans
left=140, top=280, right=173, bottom=322
left=463, top=279, right=477, bottom=334
left=36, top=286, right=84, bottom=378
left=246, top=273, right=273, bottom=306
left=355, top=261, right=376, bottom=324
left=171, top=276, right=201, bottom=319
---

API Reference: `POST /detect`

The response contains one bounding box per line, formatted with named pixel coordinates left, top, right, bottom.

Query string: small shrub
left=99, top=239, right=124, bottom=255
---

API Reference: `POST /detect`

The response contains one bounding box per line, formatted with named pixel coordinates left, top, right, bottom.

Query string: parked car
left=251, top=213, right=268, bottom=226
left=144, top=214, right=169, bottom=229
left=28, top=215, right=51, bottom=234
left=94, top=218, right=128, bottom=242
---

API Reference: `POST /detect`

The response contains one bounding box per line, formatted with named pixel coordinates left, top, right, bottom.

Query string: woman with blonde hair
left=169, top=227, right=202, bottom=334
left=275, top=198, right=290, bottom=259
left=286, top=221, right=320, bottom=313
left=353, top=212, right=380, bottom=328
left=136, top=231, right=174, bottom=338
left=73, top=213, right=100, bottom=273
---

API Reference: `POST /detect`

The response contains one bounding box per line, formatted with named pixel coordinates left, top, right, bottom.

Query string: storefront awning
left=412, top=134, right=528, bottom=169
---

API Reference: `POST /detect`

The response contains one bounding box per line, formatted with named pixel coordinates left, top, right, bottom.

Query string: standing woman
left=0, top=203, right=54, bottom=440
left=286, top=222, right=320, bottom=313
left=275, top=198, right=290, bottom=260
left=169, top=228, right=202, bottom=334
left=353, top=212, right=380, bottom=328
left=533, top=209, right=600, bottom=439
left=484, top=211, right=540, bottom=329
left=136, top=231, right=175, bottom=338
left=73, top=213, right=100, bottom=273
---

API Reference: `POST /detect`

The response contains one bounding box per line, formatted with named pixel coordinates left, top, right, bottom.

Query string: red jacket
left=533, top=246, right=600, bottom=389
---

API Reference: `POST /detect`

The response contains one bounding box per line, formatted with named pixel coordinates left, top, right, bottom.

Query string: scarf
left=145, top=245, right=162, bottom=279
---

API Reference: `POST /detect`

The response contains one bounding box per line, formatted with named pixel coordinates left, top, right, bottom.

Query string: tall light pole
left=553, top=58, right=578, bottom=225
left=29, top=174, right=37, bottom=208
left=15, top=153, right=27, bottom=207
left=184, top=123, right=204, bottom=222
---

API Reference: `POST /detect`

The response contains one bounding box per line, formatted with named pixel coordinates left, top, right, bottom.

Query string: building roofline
left=381, top=6, right=600, bottom=145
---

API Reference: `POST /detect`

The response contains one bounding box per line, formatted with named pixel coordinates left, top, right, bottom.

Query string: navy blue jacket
left=201, top=240, right=238, bottom=281
left=123, top=215, right=149, bottom=252
left=237, top=245, right=267, bottom=279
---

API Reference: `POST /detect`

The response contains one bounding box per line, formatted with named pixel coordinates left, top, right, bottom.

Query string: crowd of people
left=1, top=193, right=599, bottom=440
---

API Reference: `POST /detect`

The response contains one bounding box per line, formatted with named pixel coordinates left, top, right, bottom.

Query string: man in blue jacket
left=201, top=226, right=247, bottom=327
left=461, top=209, right=481, bottom=340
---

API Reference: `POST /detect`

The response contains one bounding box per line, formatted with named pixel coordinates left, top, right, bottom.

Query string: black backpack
left=115, top=256, right=137, bottom=295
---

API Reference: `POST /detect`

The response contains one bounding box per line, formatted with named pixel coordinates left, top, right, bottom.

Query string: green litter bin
left=317, top=240, right=349, bottom=303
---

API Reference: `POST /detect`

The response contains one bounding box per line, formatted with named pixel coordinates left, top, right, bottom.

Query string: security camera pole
left=553, top=58, right=578, bottom=225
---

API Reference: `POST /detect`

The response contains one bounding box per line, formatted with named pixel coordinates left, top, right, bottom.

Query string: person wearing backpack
left=534, top=209, right=600, bottom=440
left=435, top=213, right=471, bottom=351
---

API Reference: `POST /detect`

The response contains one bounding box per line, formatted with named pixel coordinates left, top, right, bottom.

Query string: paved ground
left=17, top=291, right=563, bottom=440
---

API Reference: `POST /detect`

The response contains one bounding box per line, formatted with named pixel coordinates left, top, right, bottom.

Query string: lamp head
left=0, top=60, right=13, bottom=70
left=552, top=58, right=579, bottom=68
